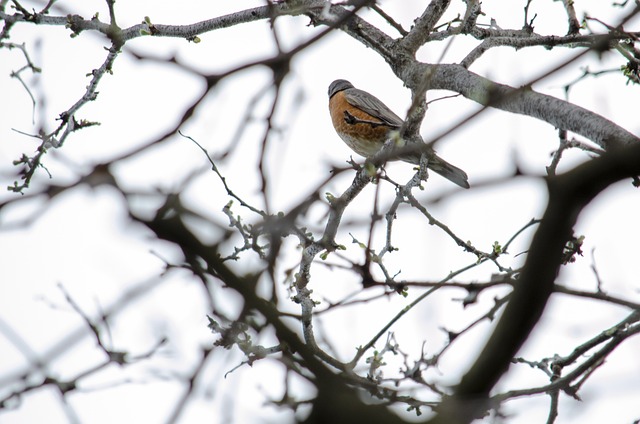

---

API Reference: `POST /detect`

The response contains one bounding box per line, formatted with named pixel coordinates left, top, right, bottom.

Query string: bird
left=328, top=79, right=469, bottom=189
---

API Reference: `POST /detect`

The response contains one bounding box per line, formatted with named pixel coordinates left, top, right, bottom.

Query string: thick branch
left=418, top=63, right=639, bottom=150
left=400, top=0, right=451, bottom=53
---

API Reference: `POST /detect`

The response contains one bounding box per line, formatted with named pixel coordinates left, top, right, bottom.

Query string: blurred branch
left=0, top=275, right=169, bottom=411
left=429, top=142, right=640, bottom=424
left=137, top=197, right=408, bottom=423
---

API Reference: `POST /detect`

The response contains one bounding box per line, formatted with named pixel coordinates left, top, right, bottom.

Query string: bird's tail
left=394, top=140, right=469, bottom=188
left=427, top=155, right=470, bottom=189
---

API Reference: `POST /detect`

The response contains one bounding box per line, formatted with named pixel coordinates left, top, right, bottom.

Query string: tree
left=1, top=1, right=640, bottom=423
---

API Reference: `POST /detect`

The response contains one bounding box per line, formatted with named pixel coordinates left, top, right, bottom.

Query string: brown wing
left=343, top=88, right=404, bottom=128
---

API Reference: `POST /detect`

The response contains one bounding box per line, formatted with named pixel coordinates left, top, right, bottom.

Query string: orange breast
left=329, top=91, right=392, bottom=158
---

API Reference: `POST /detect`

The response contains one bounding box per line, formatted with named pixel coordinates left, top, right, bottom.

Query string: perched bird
left=328, top=79, right=469, bottom=188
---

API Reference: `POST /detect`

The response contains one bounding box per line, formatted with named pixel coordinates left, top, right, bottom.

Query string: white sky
left=1, top=1, right=640, bottom=423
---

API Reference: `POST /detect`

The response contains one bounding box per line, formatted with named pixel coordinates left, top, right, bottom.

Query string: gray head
left=328, top=79, right=354, bottom=98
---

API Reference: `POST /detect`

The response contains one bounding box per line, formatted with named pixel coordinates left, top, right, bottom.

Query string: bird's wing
left=343, top=88, right=405, bottom=128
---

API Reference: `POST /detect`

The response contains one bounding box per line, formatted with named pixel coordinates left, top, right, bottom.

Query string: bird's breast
left=329, top=91, right=391, bottom=158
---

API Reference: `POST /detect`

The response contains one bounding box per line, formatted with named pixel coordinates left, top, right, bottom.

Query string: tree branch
left=428, top=141, right=640, bottom=424
left=420, top=63, right=639, bottom=149
left=400, top=0, right=451, bottom=53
